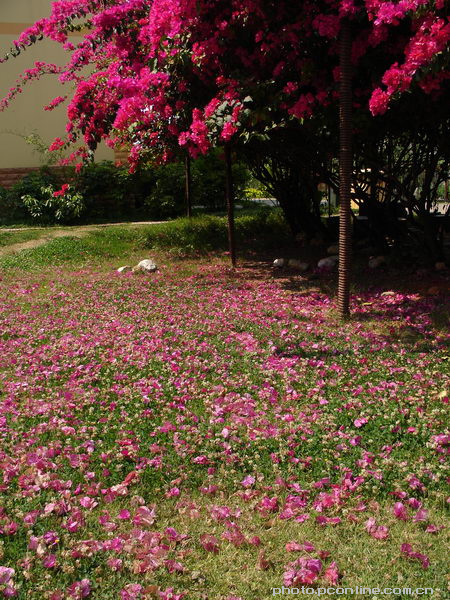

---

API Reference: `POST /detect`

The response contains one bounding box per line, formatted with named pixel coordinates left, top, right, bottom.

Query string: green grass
left=0, top=229, right=49, bottom=247
left=0, top=210, right=290, bottom=270
left=143, top=210, right=289, bottom=255
left=0, top=228, right=143, bottom=269
left=0, top=249, right=448, bottom=598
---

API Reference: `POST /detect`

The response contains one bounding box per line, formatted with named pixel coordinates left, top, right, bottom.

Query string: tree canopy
left=1, top=1, right=448, bottom=168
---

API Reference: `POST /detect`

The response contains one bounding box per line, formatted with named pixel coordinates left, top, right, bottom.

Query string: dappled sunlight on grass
left=0, top=260, right=448, bottom=598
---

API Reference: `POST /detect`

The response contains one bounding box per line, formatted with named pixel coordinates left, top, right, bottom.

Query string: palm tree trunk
left=185, top=153, right=192, bottom=218
left=225, top=144, right=237, bottom=267
left=338, top=18, right=353, bottom=318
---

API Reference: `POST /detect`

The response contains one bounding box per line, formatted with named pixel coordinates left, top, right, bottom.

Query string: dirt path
left=0, top=229, right=91, bottom=256
left=0, top=221, right=164, bottom=257
left=0, top=221, right=163, bottom=233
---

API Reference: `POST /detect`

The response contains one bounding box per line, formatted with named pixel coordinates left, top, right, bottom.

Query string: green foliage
left=192, top=150, right=249, bottom=210
left=0, top=169, right=60, bottom=224
left=0, top=209, right=288, bottom=269
left=21, top=184, right=85, bottom=224
left=23, top=131, right=66, bottom=166
left=0, top=230, right=48, bottom=247
left=144, top=162, right=185, bottom=219
left=1, top=154, right=252, bottom=225
left=143, top=151, right=251, bottom=218
left=74, top=161, right=152, bottom=221
left=243, top=187, right=268, bottom=199
left=143, top=209, right=289, bottom=255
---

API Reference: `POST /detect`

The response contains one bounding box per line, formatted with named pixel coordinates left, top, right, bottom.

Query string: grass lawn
left=0, top=230, right=51, bottom=248
left=0, top=222, right=448, bottom=599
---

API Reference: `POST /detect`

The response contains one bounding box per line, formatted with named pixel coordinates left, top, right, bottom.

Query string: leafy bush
left=192, top=150, right=249, bottom=210
left=75, top=161, right=156, bottom=221
left=142, top=150, right=250, bottom=218
left=75, top=161, right=131, bottom=220
left=1, top=169, right=60, bottom=224
left=243, top=187, right=269, bottom=200
left=143, top=162, right=185, bottom=219
left=22, top=184, right=85, bottom=224
left=0, top=155, right=251, bottom=225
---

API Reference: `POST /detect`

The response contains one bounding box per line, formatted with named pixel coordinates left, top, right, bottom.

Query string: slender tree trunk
left=185, top=153, right=192, bottom=218
left=225, top=144, right=237, bottom=267
left=338, top=18, right=353, bottom=318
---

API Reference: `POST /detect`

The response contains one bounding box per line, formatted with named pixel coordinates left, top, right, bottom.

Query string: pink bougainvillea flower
left=241, top=475, right=255, bottom=488
left=286, top=541, right=316, bottom=553
left=249, top=536, right=261, bottom=546
left=52, top=183, right=70, bottom=198
left=67, top=578, right=91, bottom=598
left=158, top=588, right=186, bottom=600
left=316, top=516, right=341, bottom=526
left=120, top=584, right=143, bottom=600
left=401, top=544, right=430, bottom=569
left=283, top=557, right=323, bottom=586
left=365, top=517, right=389, bottom=540
left=42, top=554, right=57, bottom=568
left=165, top=559, right=184, bottom=573
left=199, top=534, right=220, bottom=553
left=324, top=561, right=340, bottom=585
left=257, top=496, right=279, bottom=514
left=393, top=502, right=409, bottom=520
left=413, top=509, right=429, bottom=522
left=133, top=506, right=156, bottom=528
left=164, top=527, right=189, bottom=543
left=106, top=558, right=123, bottom=571
left=222, top=523, right=247, bottom=547
left=0, top=567, right=14, bottom=585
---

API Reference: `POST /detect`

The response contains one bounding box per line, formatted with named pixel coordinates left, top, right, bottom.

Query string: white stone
left=133, top=259, right=158, bottom=273
left=273, top=258, right=285, bottom=268
left=287, top=258, right=309, bottom=272
left=318, top=256, right=338, bottom=269
left=327, top=244, right=339, bottom=255
left=117, top=265, right=132, bottom=273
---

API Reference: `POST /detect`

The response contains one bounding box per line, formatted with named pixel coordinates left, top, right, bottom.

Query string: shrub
left=0, top=169, right=61, bottom=224
left=143, top=162, right=185, bottom=219
left=21, top=184, right=85, bottom=224
left=75, top=161, right=130, bottom=220
left=142, top=151, right=250, bottom=218
left=192, top=150, right=249, bottom=210
left=74, top=161, right=156, bottom=221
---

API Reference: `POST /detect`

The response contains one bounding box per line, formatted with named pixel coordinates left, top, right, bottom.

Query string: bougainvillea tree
left=2, top=0, right=448, bottom=174
left=1, top=0, right=449, bottom=309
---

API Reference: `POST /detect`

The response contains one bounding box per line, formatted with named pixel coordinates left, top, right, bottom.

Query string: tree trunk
left=185, top=153, right=192, bottom=218
left=338, top=18, right=353, bottom=318
left=225, top=144, right=237, bottom=267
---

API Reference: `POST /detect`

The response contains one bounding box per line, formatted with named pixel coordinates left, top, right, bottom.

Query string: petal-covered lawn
left=0, top=261, right=448, bottom=599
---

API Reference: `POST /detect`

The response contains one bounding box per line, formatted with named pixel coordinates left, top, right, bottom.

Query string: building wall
left=0, top=0, right=113, bottom=171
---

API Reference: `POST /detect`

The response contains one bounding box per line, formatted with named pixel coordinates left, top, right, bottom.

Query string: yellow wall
left=0, top=1, right=113, bottom=168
